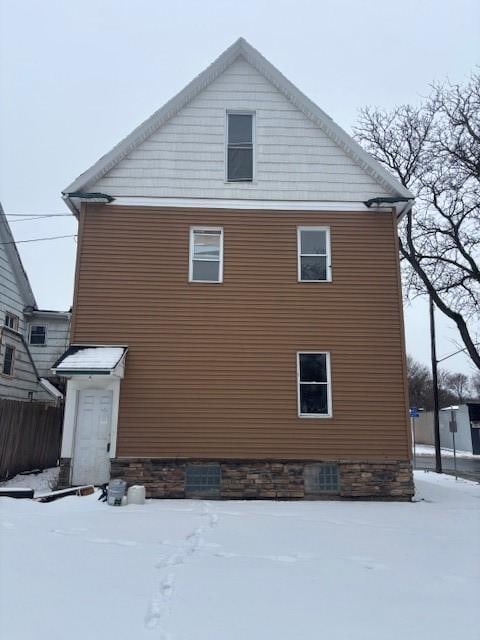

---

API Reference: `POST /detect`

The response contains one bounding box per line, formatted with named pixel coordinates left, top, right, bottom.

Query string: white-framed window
left=29, top=324, right=47, bottom=345
left=226, top=112, right=254, bottom=182
left=4, top=312, right=19, bottom=331
left=2, top=344, right=15, bottom=376
left=297, top=226, right=331, bottom=282
left=297, top=352, right=332, bottom=418
left=189, top=227, right=223, bottom=283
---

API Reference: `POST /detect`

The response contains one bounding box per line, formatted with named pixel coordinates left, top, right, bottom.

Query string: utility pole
left=429, top=295, right=442, bottom=473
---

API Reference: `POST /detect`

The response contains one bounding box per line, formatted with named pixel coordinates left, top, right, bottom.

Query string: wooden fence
left=0, top=399, right=63, bottom=480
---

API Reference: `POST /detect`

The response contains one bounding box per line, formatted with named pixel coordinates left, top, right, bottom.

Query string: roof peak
left=63, top=38, right=412, bottom=209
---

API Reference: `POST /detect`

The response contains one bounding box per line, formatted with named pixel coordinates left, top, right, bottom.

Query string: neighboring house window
left=298, top=227, right=331, bottom=282
left=297, top=352, right=332, bottom=417
left=29, top=325, right=47, bottom=345
left=4, top=312, right=19, bottom=331
left=189, top=227, right=223, bottom=283
left=2, top=345, right=15, bottom=376
left=226, top=112, right=254, bottom=182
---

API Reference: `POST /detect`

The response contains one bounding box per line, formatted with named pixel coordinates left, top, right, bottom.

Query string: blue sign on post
left=409, top=407, right=420, bottom=418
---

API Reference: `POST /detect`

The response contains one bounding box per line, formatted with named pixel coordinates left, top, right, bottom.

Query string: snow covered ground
left=415, top=443, right=478, bottom=459
left=0, top=471, right=478, bottom=640
left=1, top=467, right=60, bottom=494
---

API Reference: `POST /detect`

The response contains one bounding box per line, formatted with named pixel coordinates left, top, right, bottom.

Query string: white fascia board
left=62, top=38, right=413, bottom=204
left=107, top=197, right=394, bottom=213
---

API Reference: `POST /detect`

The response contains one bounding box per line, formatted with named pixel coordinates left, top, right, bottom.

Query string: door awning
left=52, top=345, right=128, bottom=376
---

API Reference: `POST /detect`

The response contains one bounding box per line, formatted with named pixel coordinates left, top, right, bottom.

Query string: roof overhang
left=52, top=344, right=128, bottom=377
left=24, top=308, right=71, bottom=320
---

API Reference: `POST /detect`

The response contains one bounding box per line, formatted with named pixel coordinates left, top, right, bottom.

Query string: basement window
left=185, top=464, right=221, bottom=497
left=2, top=345, right=15, bottom=376
left=29, top=325, right=47, bottom=345
left=226, top=112, right=254, bottom=182
left=297, top=352, right=332, bottom=417
left=304, top=463, right=340, bottom=495
left=298, top=227, right=331, bottom=282
left=189, top=227, right=223, bottom=283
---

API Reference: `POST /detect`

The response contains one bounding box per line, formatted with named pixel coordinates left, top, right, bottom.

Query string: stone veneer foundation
left=59, top=458, right=414, bottom=500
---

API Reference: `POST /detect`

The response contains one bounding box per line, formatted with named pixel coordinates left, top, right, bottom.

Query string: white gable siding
left=93, top=58, right=393, bottom=202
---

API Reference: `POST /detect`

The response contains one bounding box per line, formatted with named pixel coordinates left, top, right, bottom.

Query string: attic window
left=227, top=113, right=254, bottom=182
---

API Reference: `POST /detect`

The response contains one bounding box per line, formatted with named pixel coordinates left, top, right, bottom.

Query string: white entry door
left=72, top=389, right=113, bottom=486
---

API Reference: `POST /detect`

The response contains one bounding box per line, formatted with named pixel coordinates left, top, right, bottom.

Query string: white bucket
left=107, top=479, right=127, bottom=506
left=127, top=485, right=146, bottom=505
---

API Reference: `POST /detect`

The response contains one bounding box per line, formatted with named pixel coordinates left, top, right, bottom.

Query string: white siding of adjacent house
left=0, top=240, right=57, bottom=402
left=28, top=315, right=71, bottom=378
left=93, top=58, right=393, bottom=202
left=0, top=329, right=42, bottom=401
left=0, top=242, right=28, bottom=336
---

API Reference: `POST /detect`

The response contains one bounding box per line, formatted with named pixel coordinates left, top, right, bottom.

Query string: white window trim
left=297, top=226, right=332, bottom=282
left=297, top=351, right=332, bottom=418
left=4, top=312, right=19, bottom=331
left=225, top=111, right=256, bottom=183
left=188, top=226, right=224, bottom=283
left=29, top=324, right=48, bottom=346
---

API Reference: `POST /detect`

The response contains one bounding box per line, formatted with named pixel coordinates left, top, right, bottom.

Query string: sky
left=0, top=0, right=478, bottom=377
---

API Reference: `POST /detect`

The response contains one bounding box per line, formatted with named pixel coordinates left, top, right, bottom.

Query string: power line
left=2, top=215, right=73, bottom=223
left=5, top=213, right=73, bottom=218
left=0, top=234, right=77, bottom=245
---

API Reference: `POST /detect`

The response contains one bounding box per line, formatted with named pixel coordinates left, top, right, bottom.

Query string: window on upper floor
left=4, top=312, right=19, bottom=331
left=226, top=112, right=254, bottom=182
left=29, top=325, right=47, bottom=345
left=297, top=352, right=332, bottom=417
left=2, top=344, right=15, bottom=376
left=189, top=227, right=223, bottom=283
left=297, top=227, right=331, bottom=282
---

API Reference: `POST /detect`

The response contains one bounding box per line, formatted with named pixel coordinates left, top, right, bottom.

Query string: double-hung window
left=297, top=352, right=332, bottom=417
left=4, top=312, right=19, bottom=331
left=226, top=112, right=254, bottom=182
left=29, top=325, right=46, bottom=345
left=2, top=345, right=15, bottom=376
left=298, top=227, right=331, bottom=282
left=189, top=227, right=223, bottom=283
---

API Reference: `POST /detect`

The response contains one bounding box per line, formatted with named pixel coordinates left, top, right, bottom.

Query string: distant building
left=0, top=203, right=70, bottom=403
left=414, top=403, right=480, bottom=454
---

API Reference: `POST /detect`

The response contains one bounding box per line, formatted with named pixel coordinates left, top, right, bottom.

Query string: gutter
left=62, top=192, right=114, bottom=217
left=363, top=196, right=414, bottom=222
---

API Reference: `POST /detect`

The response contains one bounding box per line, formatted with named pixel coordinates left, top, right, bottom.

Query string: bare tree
left=406, top=355, right=456, bottom=409
left=445, top=372, right=470, bottom=404
left=406, top=355, right=431, bottom=409
left=355, top=73, right=480, bottom=369
left=471, top=371, right=480, bottom=398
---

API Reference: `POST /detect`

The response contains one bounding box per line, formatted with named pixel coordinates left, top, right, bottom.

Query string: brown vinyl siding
left=72, top=204, right=410, bottom=460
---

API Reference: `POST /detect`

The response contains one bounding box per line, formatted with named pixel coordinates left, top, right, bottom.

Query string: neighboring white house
left=0, top=202, right=70, bottom=402
left=414, top=403, right=480, bottom=454
left=24, top=308, right=71, bottom=379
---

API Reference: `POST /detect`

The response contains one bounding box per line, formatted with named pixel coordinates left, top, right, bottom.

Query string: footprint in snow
left=156, top=554, right=185, bottom=569
left=144, top=574, right=175, bottom=630
left=86, top=537, right=137, bottom=547
left=350, top=556, right=388, bottom=571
